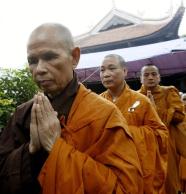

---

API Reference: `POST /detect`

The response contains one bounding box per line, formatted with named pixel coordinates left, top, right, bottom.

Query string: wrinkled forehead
left=28, top=28, right=59, bottom=47
left=141, top=66, right=159, bottom=74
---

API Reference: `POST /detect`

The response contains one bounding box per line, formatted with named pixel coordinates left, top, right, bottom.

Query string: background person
left=139, top=64, right=186, bottom=194
left=100, top=54, right=168, bottom=194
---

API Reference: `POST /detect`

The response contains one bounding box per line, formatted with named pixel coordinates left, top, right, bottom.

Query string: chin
left=104, top=85, right=113, bottom=89
left=147, top=85, right=156, bottom=88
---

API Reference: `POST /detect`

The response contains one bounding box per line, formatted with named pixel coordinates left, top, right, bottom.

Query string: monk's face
left=27, top=29, right=78, bottom=97
left=100, top=57, right=127, bottom=90
left=140, top=66, right=160, bottom=89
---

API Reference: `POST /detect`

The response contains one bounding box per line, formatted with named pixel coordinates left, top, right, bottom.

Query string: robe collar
left=140, top=85, right=162, bottom=95
left=46, top=72, right=79, bottom=122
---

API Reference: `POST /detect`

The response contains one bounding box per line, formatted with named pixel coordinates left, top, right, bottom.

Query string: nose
left=35, top=59, right=47, bottom=74
left=147, top=74, right=154, bottom=79
left=102, top=69, right=111, bottom=78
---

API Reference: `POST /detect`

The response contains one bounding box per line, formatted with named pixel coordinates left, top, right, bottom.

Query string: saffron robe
left=179, top=104, right=186, bottom=192
left=101, top=84, right=168, bottom=194
left=139, top=85, right=186, bottom=194
left=38, top=84, right=143, bottom=194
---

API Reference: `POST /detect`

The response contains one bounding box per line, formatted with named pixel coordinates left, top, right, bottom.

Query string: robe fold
left=178, top=104, right=186, bottom=191
left=101, top=84, right=168, bottom=194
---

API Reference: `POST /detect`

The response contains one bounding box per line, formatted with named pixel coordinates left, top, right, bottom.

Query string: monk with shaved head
left=0, top=23, right=143, bottom=194
left=100, top=54, right=168, bottom=194
left=139, top=64, right=186, bottom=194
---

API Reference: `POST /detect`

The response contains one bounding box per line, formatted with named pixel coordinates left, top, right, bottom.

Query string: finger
left=37, top=94, right=46, bottom=118
left=33, top=94, right=38, bottom=104
left=43, top=95, right=54, bottom=113
left=31, top=103, right=37, bottom=125
left=35, top=103, right=44, bottom=124
left=38, top=93, right=52, bottom=117
left=30, top=103, right=41, bottom=150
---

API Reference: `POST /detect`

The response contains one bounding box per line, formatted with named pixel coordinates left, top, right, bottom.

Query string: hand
left=147, top=90, right=156, bottom=106
left=34, top=93, right=61, bottom=152
left=29, top=102, right=41, bottom=154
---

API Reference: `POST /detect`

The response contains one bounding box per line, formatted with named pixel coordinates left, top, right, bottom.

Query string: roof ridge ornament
left=112, top=0, right=116, bottom=10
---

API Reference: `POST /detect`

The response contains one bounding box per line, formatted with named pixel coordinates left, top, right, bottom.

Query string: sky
left=0, top=0, right=185, bottom=69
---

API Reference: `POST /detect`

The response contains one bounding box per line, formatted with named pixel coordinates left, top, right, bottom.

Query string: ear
left=123, top=67, right=128, bottom=77
left=71, top=47, right=80, bottom=69
left=158, top=74, right=161, bottom=83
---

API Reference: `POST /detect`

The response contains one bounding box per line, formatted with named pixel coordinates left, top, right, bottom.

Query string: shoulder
left=77, top=84, right=125, bottom=119
left=161, top=85, right=179, bottom=92
left=78, top=84, right=114, bottom=109
left=87, top=89, right=119, bottom=112
left=13, top=99, right=33, bottom=122
left=130, top=89, right=151, bottom=104
left=100, top=90, right=108, bottom=97
left=16, top=98, right=34, bottom=113
left=74, top=84, right=131, bottom=135
left=160, top=85, right=180, bottom=97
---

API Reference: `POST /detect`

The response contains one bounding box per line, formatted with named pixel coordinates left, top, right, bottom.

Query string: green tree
left=0, top=67, right=38, bottom=128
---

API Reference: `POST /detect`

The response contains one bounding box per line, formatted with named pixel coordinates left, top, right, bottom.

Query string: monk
left=139, top=64, right=186, bottom=194
left=0, top=23, right=143, bottom=194
left=100, top=54, right=168, bottom=194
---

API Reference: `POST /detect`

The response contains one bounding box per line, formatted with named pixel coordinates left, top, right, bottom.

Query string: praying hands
left=29, top=93, right=61, bottom=153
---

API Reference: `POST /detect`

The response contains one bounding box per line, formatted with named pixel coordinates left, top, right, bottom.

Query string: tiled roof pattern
left=75, top=23, right=167, bottom=48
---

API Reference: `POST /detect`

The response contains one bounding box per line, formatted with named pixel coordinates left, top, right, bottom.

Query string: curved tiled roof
left=75, top=23, right=167, bottom=48
left=75, top=6, right=185, bottom=54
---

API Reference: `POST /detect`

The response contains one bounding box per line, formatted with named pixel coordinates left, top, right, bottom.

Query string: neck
left=144, top=85, right=157, bottom=92
left=47, top=91, right=61, bottom=99
left=108, top=81, right=125, bottom=99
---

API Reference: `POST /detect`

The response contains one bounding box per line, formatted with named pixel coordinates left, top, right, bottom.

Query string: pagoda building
left=75, top=3, right=186, bottom=93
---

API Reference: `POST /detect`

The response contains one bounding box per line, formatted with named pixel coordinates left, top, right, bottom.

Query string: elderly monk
left=100, top=54, right=168, bottom=194
left=139, top=64, right=186, bottom=194
left=0, top=23, right=143, bottom=194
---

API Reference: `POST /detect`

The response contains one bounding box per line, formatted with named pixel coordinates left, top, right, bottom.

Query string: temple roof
left=75, top=23, right=167, bottom=48
left=75, top=5, right=185, bottom=54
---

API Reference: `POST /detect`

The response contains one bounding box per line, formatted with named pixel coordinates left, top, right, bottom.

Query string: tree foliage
left=0, top=67, right=38, bottom=128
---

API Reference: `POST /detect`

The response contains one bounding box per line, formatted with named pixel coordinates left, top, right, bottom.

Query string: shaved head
left=27, top=23, right=74, bottom=53
left=140, top=64, right=160, bottom=89
left=140, top=64, right=159, bottom=75
left=103, top=54, right=127, bottom=68
left=27, top=23, right=80, bottom=96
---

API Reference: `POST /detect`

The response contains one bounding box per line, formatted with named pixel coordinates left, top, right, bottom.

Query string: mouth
left=147, top=81, right=155, bottom=84
left=103, top=79, right=113, bottom=84
left=37, top=79, right=53, bottom=86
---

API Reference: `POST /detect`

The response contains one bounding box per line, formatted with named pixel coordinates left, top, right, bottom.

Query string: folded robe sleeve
left=166, top=87, right=185, bottom=125
left=38, top=112, right=143, bottom=194
left=127, top=100, right=168, bottom=193
left=0, top=107, right=48, bottom=194
left=174, top=119, right=186, bottom=158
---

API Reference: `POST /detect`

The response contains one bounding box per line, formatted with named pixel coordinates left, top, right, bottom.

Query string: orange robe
left=101, top=84, right=168, bottom=194
left=179, top=104, right=186, bottom=191
left=139, top=85, right=186, bottom=194
left=38, top=84, right=143, bottom=194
